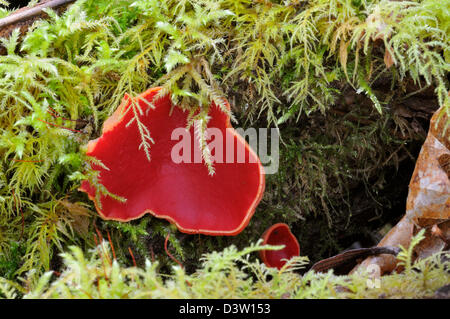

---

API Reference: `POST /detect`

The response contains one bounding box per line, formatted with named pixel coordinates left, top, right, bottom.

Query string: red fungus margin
left=80, top=87, right=265, bottom=236
left=260, top=223, right=300, bottom=269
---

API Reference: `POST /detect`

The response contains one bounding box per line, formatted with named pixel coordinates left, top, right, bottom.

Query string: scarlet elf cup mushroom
left=260, top=223, right=300, bottom=269
left=79, top=87, right=265, bottom=235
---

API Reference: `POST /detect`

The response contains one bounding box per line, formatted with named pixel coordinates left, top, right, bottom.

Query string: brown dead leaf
left=414, top=223, right=447, bottom=260
left=352, top=106, right=450, bottom=275
left=438, top=154, right=450, bottom=179
left=431, top=220, right=450, bottom=246
left=430, top=107, right=450, bottom=150
left=384, top=47, right=395, bottom=68
left=406, top=108, right=450, bottom=222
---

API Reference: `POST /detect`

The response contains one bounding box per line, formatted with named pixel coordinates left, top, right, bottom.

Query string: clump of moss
left=1, top=231, right=448, bottom=299
left=0, top=0, right=447, bottom=280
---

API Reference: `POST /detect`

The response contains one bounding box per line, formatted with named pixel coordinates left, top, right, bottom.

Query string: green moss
left=0, top=0, right=447, bottom=290
left=2, top=231, right=448, bottom=299
left=0, top=241, right=24, bottom=280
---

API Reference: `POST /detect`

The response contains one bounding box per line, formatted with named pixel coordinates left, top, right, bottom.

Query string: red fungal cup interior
left=79, top=87, right=265, bottom=236
left=260, top=223, right=300, bottom=269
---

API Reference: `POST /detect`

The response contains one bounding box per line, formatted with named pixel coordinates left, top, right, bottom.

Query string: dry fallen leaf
left=414, top=220, right=449, bottom=260
left=353, top=106, right=449, bottom=275
left=384, top=47, right=395, bottom=69
left=438, top=154, right=450, bottom=179
left=406, top=107, right=450, bottom=223
left=431, top=219, right=450, bottom=246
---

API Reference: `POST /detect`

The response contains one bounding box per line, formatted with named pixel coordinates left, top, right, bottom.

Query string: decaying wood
left=311, top=246, right=400, bottom=275
left=351, top=216, right=415, bottom=275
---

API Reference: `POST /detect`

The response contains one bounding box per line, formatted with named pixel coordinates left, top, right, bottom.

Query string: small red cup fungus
left=260, top=223, right=300, bottom=269
left=79, top=87, right=265, bottom=236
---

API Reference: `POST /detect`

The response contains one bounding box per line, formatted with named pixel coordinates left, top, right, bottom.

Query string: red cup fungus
left=260, top=223, right=300, bottom=269
left=79, top=87, right=265, bottom=236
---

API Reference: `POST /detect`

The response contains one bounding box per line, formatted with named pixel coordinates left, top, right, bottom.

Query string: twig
left=164, top=232, right=184, bottom=269
left=128, top=247, right=137, bottom=267
left=311, top=246, right=400, bottom=274
left=107, top=230, right=116, bottom=261
left=47, top=105, right=78, bottom=122
left=37, top=118, right=84, bottom=133
left=0, top=0, right=76, bottom=29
